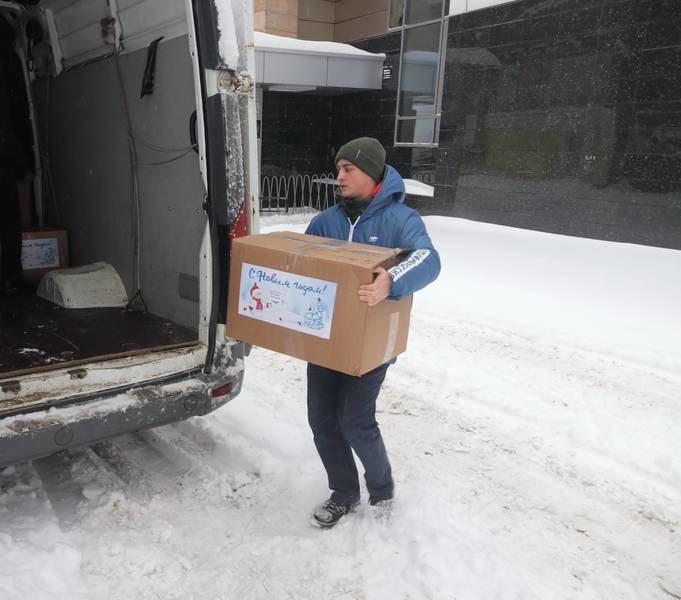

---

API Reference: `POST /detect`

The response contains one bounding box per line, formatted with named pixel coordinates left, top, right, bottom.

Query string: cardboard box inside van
left=21, top=229, right=69, bottom=284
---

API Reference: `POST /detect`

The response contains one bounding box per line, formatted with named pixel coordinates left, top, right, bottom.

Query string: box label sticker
left=238, top=263, right=337, bottom=339
left=21, top=237, right=59, bottom=269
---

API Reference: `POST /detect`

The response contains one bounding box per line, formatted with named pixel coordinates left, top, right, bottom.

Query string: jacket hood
left=361, top=165, right=405, bottom=220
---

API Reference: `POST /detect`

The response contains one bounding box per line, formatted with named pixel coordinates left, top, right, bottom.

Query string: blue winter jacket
left=305, top=165, right=440, bottom=300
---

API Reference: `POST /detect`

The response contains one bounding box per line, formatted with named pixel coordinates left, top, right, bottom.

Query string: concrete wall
left=298, top=0, right=335, bottom=40
left=256, top=0, right=299, bottom=38
left=334, top=0, right=388, bottom=42
left=35, top=35, right=206, bottom=328
left=293, top=0, right=388, bottom=42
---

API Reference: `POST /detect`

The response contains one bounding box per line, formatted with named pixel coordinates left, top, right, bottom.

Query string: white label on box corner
left=238, top=263, right=337, bottom=339
left=21, top=237, right=59, bottom=269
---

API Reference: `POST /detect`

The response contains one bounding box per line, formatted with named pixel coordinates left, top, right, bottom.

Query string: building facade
left=258, top=0, right=681, bottom=250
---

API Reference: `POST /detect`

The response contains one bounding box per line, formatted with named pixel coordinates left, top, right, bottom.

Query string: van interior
left=0, top=2, right=206, bottom=383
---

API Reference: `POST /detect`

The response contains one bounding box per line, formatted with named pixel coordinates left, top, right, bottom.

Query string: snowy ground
left=1, top=216, right=680, bottom=600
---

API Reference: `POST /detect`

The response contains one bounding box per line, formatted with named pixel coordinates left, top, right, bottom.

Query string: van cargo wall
left=34, top=35, right=205, bottom=330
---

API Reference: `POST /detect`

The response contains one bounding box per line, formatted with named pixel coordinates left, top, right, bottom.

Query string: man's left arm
left=358, top=213, right=440, bottom=305
left=387, top=213, right=440, bottom=300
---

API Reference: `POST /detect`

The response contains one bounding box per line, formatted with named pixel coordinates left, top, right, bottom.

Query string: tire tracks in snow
left=0, top=461, right=88, bottom=600
left=380, top=312, right=681, bottom=598
left=402, top=312, right=681, bottom=511
left=1, top=421, right=270, bottom=600
left=52, top=426, right=267, bottom=599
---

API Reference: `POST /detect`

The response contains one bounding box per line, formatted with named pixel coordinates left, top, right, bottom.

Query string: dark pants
left=307, top=362, right=394, bottom=505
left=0, top=174, right=22, bottom=283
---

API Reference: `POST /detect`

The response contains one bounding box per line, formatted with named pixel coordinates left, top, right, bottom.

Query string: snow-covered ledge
left=254, top=32, right=385, bottom=91
left=404, top=179, right=434, bottom=198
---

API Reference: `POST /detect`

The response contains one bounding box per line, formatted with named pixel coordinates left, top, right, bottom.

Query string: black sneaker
left=310, top=498, right=358, bottom=529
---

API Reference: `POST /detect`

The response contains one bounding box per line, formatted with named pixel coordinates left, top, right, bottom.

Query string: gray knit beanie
left=335, top=137, right=386, bottom=183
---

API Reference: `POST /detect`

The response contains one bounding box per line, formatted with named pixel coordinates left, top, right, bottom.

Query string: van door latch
left=217, top=71, right=255, bottom=95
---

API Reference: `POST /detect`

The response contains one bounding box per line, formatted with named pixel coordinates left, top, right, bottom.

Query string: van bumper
left=0, top=369, right=243, bottom=468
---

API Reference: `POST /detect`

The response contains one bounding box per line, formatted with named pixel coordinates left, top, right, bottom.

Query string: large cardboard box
left=21, top=229, right=69, bottom=284
left=226, top=231, right=413, bottom=376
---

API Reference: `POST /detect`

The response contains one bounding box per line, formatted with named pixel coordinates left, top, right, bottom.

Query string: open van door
left=185, top=0, right=260, bottom=367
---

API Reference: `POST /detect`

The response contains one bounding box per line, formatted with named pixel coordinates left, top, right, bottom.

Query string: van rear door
left=185, top=0, right=259, bottom=369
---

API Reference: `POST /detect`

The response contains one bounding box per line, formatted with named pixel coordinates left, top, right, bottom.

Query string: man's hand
left=358, top=267, right=392, bottom=306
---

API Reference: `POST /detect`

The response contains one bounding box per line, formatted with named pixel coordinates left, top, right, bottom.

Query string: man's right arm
left=305, top=215, right=322, bottom=236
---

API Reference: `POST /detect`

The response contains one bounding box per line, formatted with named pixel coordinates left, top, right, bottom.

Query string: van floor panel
left=0, top=295, right=197, bottom=379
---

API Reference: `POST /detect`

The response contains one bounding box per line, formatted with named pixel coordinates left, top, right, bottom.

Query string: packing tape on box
left=382, top=312, right=401, bottom=364
left=277, top=235, right=344, bottom=247
left=280, top=235, right=392, bottom=256
left=280, top=235, right=400, bottom=273
left=281, top=238, right=340, bottom=272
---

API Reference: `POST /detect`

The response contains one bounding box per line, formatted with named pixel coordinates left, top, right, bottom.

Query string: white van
left=0, top=0, right=258, bottom=466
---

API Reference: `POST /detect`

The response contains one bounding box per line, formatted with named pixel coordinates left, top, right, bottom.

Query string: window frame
left=390, top=1, right=449, bottom=148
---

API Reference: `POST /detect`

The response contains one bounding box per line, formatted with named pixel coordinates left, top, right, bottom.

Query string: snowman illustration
left=249, top=282, right=264, bottom=311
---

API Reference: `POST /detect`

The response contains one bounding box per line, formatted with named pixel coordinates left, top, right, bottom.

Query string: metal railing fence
left=259, top=172, right=338, bottom=215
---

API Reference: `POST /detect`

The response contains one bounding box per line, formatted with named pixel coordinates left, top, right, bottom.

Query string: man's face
left=336, top=159, right=376, bottom=199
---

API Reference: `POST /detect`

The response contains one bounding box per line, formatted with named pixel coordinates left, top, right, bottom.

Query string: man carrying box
left=305, top=137, right=441, bottom=528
